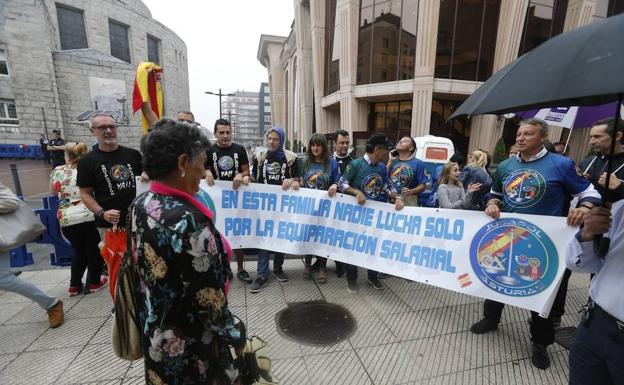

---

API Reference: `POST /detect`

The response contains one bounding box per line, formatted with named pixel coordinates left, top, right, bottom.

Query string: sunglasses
left=93, top=124, right=117, bottom=131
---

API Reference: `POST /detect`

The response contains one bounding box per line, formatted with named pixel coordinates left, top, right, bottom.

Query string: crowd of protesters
left=3, top=111, right=621, bottom=384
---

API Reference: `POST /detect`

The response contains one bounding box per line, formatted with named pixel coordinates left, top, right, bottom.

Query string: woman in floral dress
left=133, top=119, right=244, bottom=385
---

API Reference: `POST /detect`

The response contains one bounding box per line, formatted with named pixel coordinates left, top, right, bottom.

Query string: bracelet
left=96, top=209, right=105, bottom=219
left=579, top=203, right=594, bottom=210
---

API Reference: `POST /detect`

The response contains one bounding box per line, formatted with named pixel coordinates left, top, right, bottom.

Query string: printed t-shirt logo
left=266, top=162, right=282, bottom=176
left=110, top=164, right=131, bottom=183
left=217, top=155, right=235, bottom=171
left=502, top=169, right=546, bottom=209
left=304, top=170, right=330, bottom=190
left=360, top=173, right=384, bottom=200
left=469, top=218, right=558, bottom=297
left=390, top=163, right=413, bottom=190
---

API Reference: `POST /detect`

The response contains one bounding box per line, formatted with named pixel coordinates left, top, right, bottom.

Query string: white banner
left=161, top=181, right=576, bottom=317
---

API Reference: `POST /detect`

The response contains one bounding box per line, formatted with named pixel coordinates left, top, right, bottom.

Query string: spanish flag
left=132, top=61, right=163, bottom=134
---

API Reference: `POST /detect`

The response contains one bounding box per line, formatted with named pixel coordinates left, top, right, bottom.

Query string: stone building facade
left=258, top=0, right=623, bottom=160
left=0, top=0, right=189, bottom=149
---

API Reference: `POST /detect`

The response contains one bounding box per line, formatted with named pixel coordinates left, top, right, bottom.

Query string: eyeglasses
left=93, top=124, right=117, bottom=131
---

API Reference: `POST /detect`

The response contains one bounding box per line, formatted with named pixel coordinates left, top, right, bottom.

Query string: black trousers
left=61, top=221, right=103, bottom=287
left=482, top=268, right=572, bottom=346
left=569, top=305, right=624, bottom=385
left=345, top=264, right=378, bottom=282
left=304, top=256, right=326, bottom=268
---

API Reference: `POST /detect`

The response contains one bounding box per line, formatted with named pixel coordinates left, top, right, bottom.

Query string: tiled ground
left=0, top=258, right=588, bottom=385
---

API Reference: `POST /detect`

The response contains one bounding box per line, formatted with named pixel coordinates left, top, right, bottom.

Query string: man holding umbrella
left=470, top=118, right=601, bottom=369
left=579, top=118, right=624, bottom=203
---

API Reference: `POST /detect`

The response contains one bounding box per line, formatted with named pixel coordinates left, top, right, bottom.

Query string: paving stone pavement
left=0, top=257, right=588, bottom=385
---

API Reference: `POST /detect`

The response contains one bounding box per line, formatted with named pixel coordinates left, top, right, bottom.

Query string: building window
left=0, top=99, right=19, bottom=125
left=518, top=0, right=568, bottom=56
left=430, top=97, right=470, bottom=156
left=324, top=0, right=340, bottom=95
left=435, top=0, right=501, bottom=81
left=56, top=4, right=88, bottom=50
left=368, top=100, right=412, bottom=134
left=0, top=49, right=8, bottom=76
left=147, top=35, right=160, bottom=64
left=357, top=0, right=419, bottom=85
left=109, top=19, right=131, bottom=63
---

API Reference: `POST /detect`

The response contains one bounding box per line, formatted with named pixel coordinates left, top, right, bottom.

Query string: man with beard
left=78, top=113, right=142, bottom=236
left=249, top=127, right=300, bottom=293
left=579, top=118, right=624, bottom=203
left=204, top=119, right=253, bottom=283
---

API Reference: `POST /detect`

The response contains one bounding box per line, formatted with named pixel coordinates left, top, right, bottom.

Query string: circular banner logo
left=469, top=218, right=558, bottom=297
left=217, top=155, right=234, bottom=171
left=360, top=173, right=384, bottom=200
left=502, top=169, right=546, bottom=209
left=304, top=170, right=330, bottom=190
left=390, top=164, right=413, bottom=190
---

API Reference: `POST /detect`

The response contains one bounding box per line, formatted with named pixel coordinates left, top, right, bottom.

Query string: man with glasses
left=78, top=113, right=143, bottom=234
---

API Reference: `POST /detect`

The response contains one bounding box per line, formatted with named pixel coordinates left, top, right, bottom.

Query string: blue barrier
left=9, top=195, right=74, bottom=267
left=0, top=144, right=45, bottom=159
left=34, top=195, right=74, bottom=266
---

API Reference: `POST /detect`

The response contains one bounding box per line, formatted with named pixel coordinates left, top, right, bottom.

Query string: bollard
left=9, top=163, right=23, bottom=197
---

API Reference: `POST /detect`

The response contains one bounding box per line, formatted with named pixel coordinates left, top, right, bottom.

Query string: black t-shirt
left=334, top=153, right=354, bottom=175
left=253, top=152, right=300, bottom=185
left=49, top=138, right=66, bottom=164
left=205, top=143, right=249, bottom=181
left=77, top=146, right=143, bottom=228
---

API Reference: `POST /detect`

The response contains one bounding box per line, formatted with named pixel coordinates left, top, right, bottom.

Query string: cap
left=366, top=133, right=391, bottom=149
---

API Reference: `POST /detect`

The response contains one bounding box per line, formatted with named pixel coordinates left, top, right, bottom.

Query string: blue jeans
left=0, top=251, right=57, bottom=310
left=569, top=305, right=624, bottom=385
left=257, top=250, right=284, bottom=280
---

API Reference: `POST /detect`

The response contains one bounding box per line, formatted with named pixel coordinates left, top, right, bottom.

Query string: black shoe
left=249, top=277, right=267, bottom=293
left=367, top=277, right=384, bottom=290
left=237, top=270, right=253, bottom=284
left=347, top=280, right=359, bottom=293
left=531, top=344, right=550, bottom=369
left=273, top=269, right=289, bottom=282
left=335, top=263, right=344, bottom=278
left=552, top=315, right=562, bottom=328
left=470, top=318, right=498, bottom=334
left=13, top=271, right=22, bottom=276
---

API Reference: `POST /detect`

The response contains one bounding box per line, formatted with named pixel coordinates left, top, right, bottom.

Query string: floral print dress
left=131, top=188, right=243, bottom=385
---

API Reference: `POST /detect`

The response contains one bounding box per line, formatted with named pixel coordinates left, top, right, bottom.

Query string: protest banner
left=141, top=180, right=577, bottom=316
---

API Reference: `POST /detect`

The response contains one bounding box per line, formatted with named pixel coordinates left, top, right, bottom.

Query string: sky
left=143, top=0, right=294, bottom=127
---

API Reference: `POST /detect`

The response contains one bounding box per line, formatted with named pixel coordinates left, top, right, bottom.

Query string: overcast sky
left=143, top=0, right=294, bottom=127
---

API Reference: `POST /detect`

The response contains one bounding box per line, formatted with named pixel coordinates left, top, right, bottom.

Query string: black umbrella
left=449, top=13, right=624, bottom=256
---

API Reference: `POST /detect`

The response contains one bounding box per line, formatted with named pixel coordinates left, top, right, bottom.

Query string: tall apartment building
left=222, top=89, right=267, bottom=150
left=258, top=82, right=272, bottom=140
left=0, top=0, right=189, bottom=148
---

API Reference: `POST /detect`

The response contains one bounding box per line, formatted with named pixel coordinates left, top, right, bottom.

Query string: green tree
left=492, top=138, right=507, bottom=165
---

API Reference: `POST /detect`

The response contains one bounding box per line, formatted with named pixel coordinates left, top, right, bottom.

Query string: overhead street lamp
left=205, top=88, right=235, bottom=119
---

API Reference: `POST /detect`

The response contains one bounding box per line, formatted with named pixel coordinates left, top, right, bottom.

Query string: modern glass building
left=258, top=0, right=623, bottom=159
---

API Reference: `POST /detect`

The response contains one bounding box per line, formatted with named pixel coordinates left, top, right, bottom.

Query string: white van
left=413, top=135, right=455, bottom=206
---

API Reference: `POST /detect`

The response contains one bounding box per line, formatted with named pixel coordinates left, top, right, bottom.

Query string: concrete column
left=564, top=0, right=597, bottom=32
left=337, top=0, right=367, bottom=136
left=410, top=0, right=440, bottom=137
left=294, top=0, right=314, bottom=145
left=309, top=0, right=330, bottom=133
left=468, top=0, right=529, bottom=153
